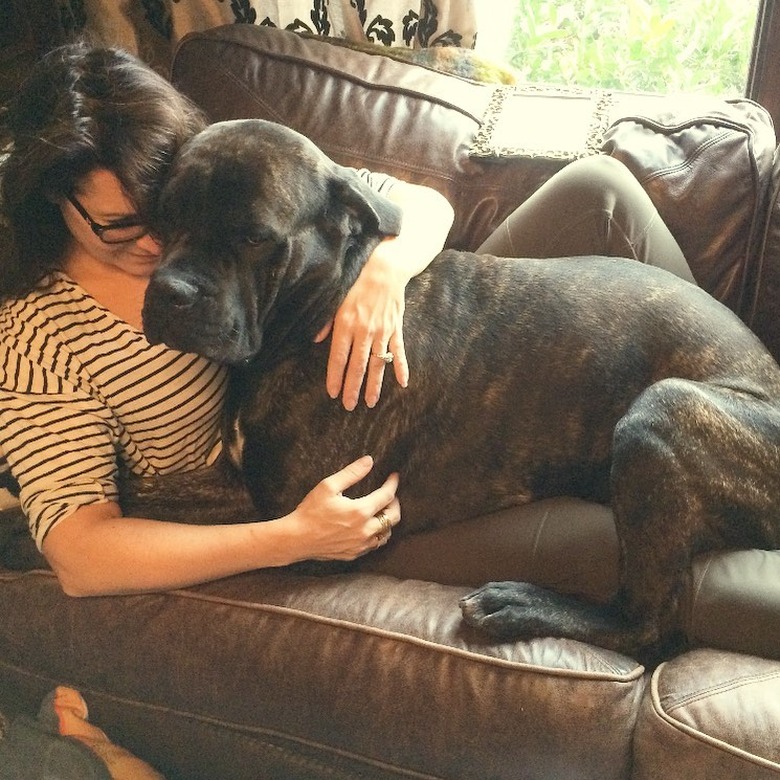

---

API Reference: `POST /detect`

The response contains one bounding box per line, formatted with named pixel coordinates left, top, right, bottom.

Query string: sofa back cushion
left=602, top=100, right=777, bottom=317
left=170, top=24, right=568, bottom=253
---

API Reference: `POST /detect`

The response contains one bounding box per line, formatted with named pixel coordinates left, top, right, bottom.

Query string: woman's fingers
left=389, top=330, right=409, bottom=393
left=304, top=458, right=401, bottom=560
left=325, top=326, right=408, bottom=411
left=320, top=454, right=375, bottom=495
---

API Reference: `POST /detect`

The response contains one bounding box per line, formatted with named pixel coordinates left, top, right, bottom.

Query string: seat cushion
left=0, top=566, right=644, bottom=780
left=632, top=648, right=780, bottom=779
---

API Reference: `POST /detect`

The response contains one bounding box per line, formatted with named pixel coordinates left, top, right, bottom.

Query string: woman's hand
left=316, top=180, right=455, bottom=411
left=290, top=455, right=400, bottom=560
left=316, top=242, right=409, bottom=411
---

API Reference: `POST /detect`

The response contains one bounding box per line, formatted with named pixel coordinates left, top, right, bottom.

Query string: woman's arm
left=42, top=456, right=399, bottom=596
left=317, top=180, right=455, bottom=411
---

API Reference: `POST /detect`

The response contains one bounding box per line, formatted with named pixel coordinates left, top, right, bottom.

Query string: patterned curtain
left=328, top=0, right=477, bottom=48
left=56, top=1, right=477, bottom=63
left=159, top=0, right=477, bottom=48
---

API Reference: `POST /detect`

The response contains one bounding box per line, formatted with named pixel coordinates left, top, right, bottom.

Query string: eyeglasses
left=67, top=194, right=149, bottom=245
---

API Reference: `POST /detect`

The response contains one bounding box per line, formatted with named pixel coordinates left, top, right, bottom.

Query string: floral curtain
left=56, top=1, right=478, bottom=69
left=153, top=0, right=477, bottom=48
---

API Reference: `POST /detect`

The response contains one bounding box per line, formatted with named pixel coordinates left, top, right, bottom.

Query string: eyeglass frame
left=67, top=194, right=149, bottom=245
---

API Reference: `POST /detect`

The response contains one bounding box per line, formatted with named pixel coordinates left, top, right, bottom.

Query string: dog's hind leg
left=461, top=377, right=780, bottom=660
left=612, top=378, right=780, bottom=652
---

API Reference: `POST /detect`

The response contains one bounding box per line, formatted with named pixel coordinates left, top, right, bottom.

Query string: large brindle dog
left=140, top=118, right=780, bottom=661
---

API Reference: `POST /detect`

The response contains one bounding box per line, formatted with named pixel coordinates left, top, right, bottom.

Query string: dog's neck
left=248, top=233, right=382, bottom=371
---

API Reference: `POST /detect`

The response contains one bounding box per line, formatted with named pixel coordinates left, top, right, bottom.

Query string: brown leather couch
left=2, top=24, right=780, bottom=780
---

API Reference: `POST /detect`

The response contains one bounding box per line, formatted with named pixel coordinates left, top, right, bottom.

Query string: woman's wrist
left=247, top=513, right=312, bottom=568
left=362, top=238, right=412, bottom=289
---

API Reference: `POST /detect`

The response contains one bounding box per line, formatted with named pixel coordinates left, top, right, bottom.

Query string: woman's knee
left=553, top=155, right=640, bottom=211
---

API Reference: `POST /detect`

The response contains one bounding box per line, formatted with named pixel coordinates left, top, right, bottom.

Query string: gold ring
left=375, top=509, right=392, bottom=535
left=372, top=351, right=394, bottom=364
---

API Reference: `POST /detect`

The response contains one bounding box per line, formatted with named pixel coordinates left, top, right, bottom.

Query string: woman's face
left=60, top=168, right=163, bottom=278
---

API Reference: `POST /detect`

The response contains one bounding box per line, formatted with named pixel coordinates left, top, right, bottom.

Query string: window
left=476, top=0, right=761, bottom=98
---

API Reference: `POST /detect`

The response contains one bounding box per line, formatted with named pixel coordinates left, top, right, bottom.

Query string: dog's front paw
left=460, top=581, right=562, bottom=641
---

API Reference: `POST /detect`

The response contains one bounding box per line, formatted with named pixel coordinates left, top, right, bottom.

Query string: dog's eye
left=244, top=234, right=271, bottom=247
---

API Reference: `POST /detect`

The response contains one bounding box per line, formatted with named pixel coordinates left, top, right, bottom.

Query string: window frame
left=748, top=0, right=780, bottom=131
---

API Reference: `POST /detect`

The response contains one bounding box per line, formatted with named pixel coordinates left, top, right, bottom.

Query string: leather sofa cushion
left=6, top=496, right=780, bottom=662
left=170, top=24, right=568, bottom=253
left=633, top=649, right=780, bottom=779
left=682, top=549, right=780, bottom=660
left=602, top=100, right=776, bottom=319
left=0, top=567, right=644, bottom=780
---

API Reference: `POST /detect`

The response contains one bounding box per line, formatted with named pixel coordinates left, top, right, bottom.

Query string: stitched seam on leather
left=0, top=567, right=54, bottom=583
left=664, top=670, right=780, bottom=711
left=650, top=666, right=780, bottom=769
left=169, top=587, right=644, bottom=680
left=0, top=658, right=446, bottom=780
left=613, top=114, right=757, bottom=136
left=0, top=569, right=643, bottom=681
left=638, top=131, right=732, bottom=185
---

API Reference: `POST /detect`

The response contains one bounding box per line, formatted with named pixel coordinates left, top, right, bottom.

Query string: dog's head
left=143, top=119, right=402, bottom=363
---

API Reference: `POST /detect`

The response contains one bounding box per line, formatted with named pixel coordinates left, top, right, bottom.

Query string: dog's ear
left=329, top=170, right=403, bottom=239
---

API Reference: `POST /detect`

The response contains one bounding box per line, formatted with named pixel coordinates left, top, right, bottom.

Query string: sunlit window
left=476, top=0, right=761, bottom=97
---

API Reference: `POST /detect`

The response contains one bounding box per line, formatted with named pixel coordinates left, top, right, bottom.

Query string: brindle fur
left=138, top=119, right=780, bottom=661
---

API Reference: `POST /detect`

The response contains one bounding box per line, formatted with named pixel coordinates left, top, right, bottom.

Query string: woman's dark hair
left=0, top=40, right=208, bottom=300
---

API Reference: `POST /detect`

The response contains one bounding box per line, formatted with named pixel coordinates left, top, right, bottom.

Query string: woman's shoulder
left=0, top=273, right=145, bottom=389
left=0, top=272, right=93, bottom=328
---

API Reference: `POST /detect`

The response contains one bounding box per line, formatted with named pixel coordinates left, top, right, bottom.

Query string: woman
left=0, top=41, right=693, bottom=598
left=0, top=41, right=452, bottom=596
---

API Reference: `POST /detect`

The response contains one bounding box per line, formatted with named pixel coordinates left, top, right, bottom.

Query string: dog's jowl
left=141, top=119, right=780, bottom=662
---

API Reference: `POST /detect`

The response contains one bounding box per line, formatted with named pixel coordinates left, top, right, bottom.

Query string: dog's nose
left=155, top=277, right=200, bottom=309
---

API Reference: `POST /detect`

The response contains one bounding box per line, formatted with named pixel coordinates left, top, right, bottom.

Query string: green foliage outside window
left=506, top=0, right=759, bottom=95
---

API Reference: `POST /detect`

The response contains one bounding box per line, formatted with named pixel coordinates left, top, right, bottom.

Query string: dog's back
left=234, top=251, right=780, bottom=534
